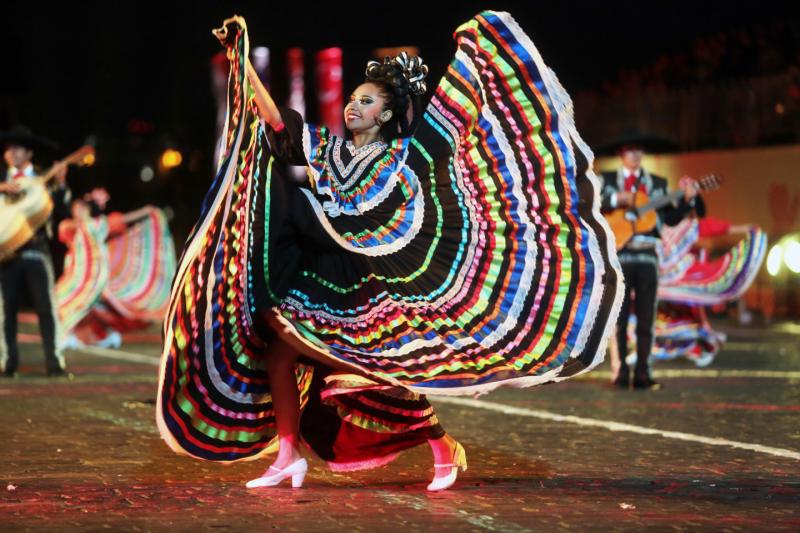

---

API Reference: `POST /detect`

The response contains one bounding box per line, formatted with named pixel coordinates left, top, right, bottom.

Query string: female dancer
left=157, top=12, right=623, bottom=491
left=57, top=194, right=175, bottom=349
left=652, top=216, right=766, bottom=365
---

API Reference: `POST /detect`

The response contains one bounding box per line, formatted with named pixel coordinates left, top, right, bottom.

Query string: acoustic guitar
left=0, top=145, right=95, bottom=261
left=605, top=174, right=722, bottom=251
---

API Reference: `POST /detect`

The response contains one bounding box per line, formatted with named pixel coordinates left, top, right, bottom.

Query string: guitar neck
left=37, top=166, right=60, bottom=185
left=36, top=146, right=94, bottom=186
left=635, top=190, right=685, bottom=215
left=631, top=173, right=721, bottom=216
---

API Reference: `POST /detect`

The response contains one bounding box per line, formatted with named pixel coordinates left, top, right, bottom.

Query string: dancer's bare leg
left=608, top=327, right=621, bottom=382
left=264, top=311, right=379, bottom=378
left=264, top=337, right=304, bottom=470
left=728, top=224, right=751, bottom=235
left=266, top=311, right=464, bottom=480
left=697, top=306, right=711, bottom=330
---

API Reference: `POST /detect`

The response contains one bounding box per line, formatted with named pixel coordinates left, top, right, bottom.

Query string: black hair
left=363, top=57, right=426, bottom=141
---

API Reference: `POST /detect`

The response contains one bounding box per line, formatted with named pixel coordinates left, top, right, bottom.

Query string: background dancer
left=57, top=195, right=176, bottom=349
left=651, top=215, right=767, bottom=365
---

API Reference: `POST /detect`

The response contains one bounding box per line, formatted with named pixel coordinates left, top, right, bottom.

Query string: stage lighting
left=766, top=244, right=782, bottom=277
left=140, top=165, right=155, bottom=182
left=160, top=149, right=183, bottom=169
left=784, top=240, right=800, bottom=274
left=252, top=47, right=269, bottom=71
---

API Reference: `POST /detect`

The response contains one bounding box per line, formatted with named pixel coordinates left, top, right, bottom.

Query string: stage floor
left=1, top=321, right=799, bottom=531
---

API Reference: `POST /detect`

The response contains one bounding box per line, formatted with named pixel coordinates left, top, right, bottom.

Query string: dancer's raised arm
left=214, top=16, right=283, bottom=129
left=245, top=60, right=283, bottom=128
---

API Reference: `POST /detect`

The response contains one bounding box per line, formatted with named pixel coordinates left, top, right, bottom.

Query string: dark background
left=1, top=0, right=795, bottom=239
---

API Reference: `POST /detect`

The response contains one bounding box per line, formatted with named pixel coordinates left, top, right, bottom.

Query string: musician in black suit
left=0, top=125, right=72, bottom=377
left=599, top=140, right=699, bottom=389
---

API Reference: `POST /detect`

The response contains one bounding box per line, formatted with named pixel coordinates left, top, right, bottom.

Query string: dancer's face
left=71, top=200, right=89, bottom=219
left=344, top=83, right=392, bottom=134
left=3, top=144, right=33, bottom=169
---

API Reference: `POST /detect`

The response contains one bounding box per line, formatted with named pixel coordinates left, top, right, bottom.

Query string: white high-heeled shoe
left=96, top=331, right=122, bottom=349
left=245, top=457, right=308, bottom=489
left=427, top=441, right=467, bottom=492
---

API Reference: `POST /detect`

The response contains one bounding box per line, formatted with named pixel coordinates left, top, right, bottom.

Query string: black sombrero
left=0, top=125, right=60, bottom=153
left=593, top=130, right=678, bottom=156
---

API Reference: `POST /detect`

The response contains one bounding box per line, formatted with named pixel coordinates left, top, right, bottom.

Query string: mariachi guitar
left=0, top=145, right=95, bottom=261
left=605, top=174, right=722, bottom=251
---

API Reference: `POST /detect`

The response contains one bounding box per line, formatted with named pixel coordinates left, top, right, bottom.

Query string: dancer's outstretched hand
left=212, top=15, right=245, bottom=47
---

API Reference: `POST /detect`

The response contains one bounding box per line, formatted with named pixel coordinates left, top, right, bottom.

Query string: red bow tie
left=624, top=173, right=638, bottom=192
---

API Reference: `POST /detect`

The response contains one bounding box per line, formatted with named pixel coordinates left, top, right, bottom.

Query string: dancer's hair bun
left=365, top=52, right=429, bottom=96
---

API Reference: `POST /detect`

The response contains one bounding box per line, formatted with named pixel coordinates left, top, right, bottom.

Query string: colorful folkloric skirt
left=100, top=207, right=177, bottom=328
left=659, top=218, right=767, bottom=305
left=156, top=11, right=623, bottom=465
left=627, top=307, right=725, bottom=367
left=56, top=209, right=176, bottom=339
left=630, top=217, right=767, bottom=366
left=56, top=217, right=110, bottom=333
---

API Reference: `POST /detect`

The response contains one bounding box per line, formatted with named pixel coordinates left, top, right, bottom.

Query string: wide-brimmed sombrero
left=593, top=130, right=678, bottom=156
left=0, top=125, right=60, bottom=153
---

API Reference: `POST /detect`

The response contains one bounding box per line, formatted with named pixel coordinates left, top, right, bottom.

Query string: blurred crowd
left=577, top=20, right=800, bottom=150
left=597, top=21, right=799, bottom=94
